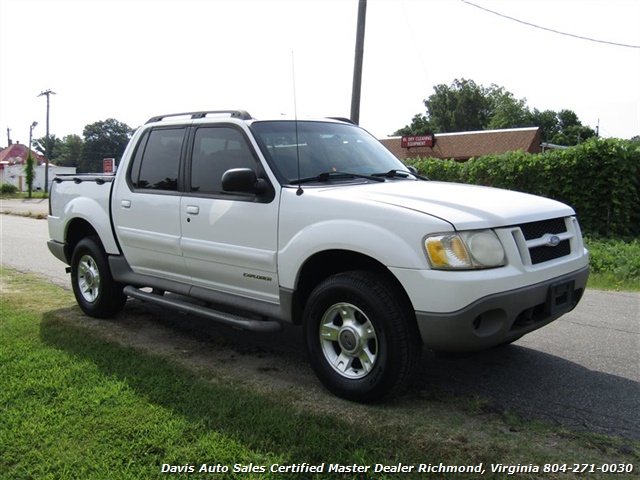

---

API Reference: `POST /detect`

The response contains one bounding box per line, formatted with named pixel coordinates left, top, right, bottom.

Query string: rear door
left=111, top=127, right=189, bottom=282
left=180, top=124, right=279, bottom=303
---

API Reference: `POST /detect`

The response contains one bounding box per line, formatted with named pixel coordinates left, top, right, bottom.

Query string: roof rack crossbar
left=146, top=110, right=252, bottom=124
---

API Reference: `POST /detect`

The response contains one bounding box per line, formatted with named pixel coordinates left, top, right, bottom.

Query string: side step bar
left=123, top=286, right=282, bottom=333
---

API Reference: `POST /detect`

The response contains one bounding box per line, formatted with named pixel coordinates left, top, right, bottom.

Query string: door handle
left=186, top=205, right=199, bottom=215
left=121, top=200, right=131, bottom=209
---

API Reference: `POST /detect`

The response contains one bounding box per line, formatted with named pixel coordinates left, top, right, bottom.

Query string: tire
left=70, top=236, right=126, bottom=318
left=303, top=271, right=421, bottom=403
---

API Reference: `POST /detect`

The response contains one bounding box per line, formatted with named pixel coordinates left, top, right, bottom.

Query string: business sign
left=103, top=158, right=115, bottom=173
left=401, top=134, right=435, bottom=148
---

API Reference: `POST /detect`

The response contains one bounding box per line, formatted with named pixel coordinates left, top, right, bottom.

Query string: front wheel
left=70, top=236, right=126, bottom=318
left=303, top=271, right=421, bottom=402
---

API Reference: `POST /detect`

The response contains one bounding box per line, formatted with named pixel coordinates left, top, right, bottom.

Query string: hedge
left=1, top=183, right=18, bottom=194
left=406, top=137, right=640, bottom=238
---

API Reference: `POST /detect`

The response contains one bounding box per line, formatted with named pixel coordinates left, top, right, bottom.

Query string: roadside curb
left=0, top=198, right=49, bottom=217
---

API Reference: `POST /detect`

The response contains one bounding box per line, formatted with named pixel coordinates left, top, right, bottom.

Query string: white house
left=0, top=143, right=76, bottom=192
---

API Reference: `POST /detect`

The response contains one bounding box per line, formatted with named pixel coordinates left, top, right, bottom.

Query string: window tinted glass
left=136, top=128, right=185, bottom=190
left=129, top=131, right=149, bottom=187
left=191, top=127, right=256, bottom=193
left=252, top=121, right=407, bottom=182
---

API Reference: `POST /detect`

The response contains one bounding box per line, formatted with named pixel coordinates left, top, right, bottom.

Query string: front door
left=180, top=125, right=279, bottom=303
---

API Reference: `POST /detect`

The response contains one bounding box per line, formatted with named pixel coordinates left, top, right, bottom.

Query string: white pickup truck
left=48, top=110, right=589, bottom=402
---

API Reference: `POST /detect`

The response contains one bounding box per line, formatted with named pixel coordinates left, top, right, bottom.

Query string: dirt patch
left=59, top=298, right=343, bottom=408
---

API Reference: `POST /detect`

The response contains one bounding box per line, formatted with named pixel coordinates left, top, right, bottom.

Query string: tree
left=545, top=109, right=596, bottom=146
left=24, top=152, right=35, bottom=198
left=394, top=78, right=597, bottom=146
left=80, top=119, right=134, bottom=173
left=486, top=86, right=531, bottom=130
left=393, top=113, right=431, bottom=136
left=33, top=134, right=63, bottom=163
left=55, top=135, right=84, bottom=167
left=529, top=109, right=560, bottom=142
left=395, top=79, right=492, bottom=135
left=427, top=78, right=492, bottom=133
left=527, top=108, right=594, bottom=144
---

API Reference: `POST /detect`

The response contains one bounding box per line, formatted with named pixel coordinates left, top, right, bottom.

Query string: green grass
left=1, top=269, right=638, bottom=479
left=0, top=190, right=48, bottom=199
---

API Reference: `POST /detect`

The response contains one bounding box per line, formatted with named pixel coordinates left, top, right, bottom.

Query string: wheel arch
left=292, top=249, right=415, bottom=326
left=64, top=218, right=101, bottom=263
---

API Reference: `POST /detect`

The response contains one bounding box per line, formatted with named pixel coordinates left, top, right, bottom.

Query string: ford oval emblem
left=546, top=234, right=561, bottom=247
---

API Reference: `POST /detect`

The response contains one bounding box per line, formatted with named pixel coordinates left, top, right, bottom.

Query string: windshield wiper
left=291, top=171, right=385, bottom=185
left=371, top=169, right=429, bottom=181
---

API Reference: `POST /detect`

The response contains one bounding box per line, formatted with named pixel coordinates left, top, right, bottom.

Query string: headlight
left=424, top=230, right=505, bottom=270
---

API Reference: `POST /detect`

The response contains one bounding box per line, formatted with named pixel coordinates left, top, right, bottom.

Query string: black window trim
left=183, top=123, right=275, bottom=204
left=126, top=122, right=275, bottom=203
left=127, top=125, right=188, bottom=195
left=126, top=129, right=149, bottom=191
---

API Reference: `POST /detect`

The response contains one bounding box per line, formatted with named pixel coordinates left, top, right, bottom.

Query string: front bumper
left=414, top=264, right=590, bottom=352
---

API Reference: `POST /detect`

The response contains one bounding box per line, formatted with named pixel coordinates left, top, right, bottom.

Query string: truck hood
left=320, top=181, right=575, bottom=230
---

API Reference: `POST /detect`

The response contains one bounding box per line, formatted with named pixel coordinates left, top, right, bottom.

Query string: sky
left=1, top=0, right=639, bottom=149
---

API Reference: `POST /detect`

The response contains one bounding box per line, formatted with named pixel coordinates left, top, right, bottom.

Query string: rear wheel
left=70, top=236, right=126, bottom=318
left=303, top=271, right=421, bottom=402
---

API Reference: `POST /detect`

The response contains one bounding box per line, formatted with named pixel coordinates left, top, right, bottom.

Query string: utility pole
left=26, top=121, right=38, bottom=198
left=38, top=89, right=56, bottom=193
left=6, top=127, right=11, bottom=146
left=350, top=0, right=367, bottom=125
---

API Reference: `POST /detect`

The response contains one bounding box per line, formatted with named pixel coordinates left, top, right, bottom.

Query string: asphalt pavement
left=419, top=292, right=640, bottom=439
left=1, top=209, right=638, bottom=440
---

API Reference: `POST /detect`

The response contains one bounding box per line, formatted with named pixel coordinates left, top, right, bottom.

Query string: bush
left=1, top=183, right=18, bottom=194
left=407, top=138, right=640, bottom=238
left=586, top=238, right=640, bottom=280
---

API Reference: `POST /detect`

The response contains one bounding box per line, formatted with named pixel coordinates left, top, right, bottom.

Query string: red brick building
left=380, top=126, right=542, bottom=161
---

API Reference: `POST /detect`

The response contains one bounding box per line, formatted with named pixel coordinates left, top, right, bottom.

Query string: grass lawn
left=1, top=268, right=638, bottom=479
left=0, top=191, right=48, bottom=199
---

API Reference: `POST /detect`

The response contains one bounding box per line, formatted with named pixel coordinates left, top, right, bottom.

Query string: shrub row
left=406, top=137, right=640, bottom=238
left=586, top=238, right=640, bottom=280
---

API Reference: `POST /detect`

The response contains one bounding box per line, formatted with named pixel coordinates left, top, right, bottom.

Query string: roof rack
left=146, top=110, right=252, bottom=124
left=327, top=117, right=356, bottom=125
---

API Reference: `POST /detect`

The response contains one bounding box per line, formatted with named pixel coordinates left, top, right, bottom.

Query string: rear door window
left=130, top=128, right=185, bottom=191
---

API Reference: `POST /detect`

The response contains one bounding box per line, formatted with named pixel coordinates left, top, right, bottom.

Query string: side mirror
left=221, top=168, right=268, bottom=195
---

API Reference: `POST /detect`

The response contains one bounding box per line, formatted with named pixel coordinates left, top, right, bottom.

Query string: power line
left=461, top=0, right=640, bottom=49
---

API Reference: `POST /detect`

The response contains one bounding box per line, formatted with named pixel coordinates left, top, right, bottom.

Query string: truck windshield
left=251, top=121, right=410, bottom=184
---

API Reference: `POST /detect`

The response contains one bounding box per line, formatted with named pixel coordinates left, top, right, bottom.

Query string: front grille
left=520, top=217, right=567, bottom=240
left=517, top=217, right=572, bottom=265
left=529, top=240, right=571, bottom=264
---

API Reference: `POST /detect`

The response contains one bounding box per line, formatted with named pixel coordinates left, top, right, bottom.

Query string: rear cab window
left=129, top=128, right=186, bottom=191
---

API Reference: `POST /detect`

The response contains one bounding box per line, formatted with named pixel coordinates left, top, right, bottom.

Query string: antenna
left=292, top=51, right=303, bottom=196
